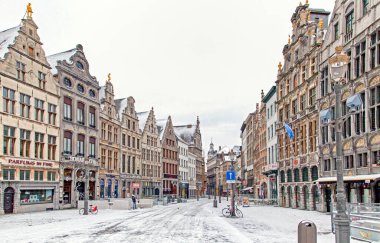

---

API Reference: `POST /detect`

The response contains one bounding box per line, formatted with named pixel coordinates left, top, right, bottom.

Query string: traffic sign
left=226, top=170, right=235, bottom=183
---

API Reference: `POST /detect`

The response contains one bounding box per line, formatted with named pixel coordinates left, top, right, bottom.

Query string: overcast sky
left=0, top=0, right=335, bottom=152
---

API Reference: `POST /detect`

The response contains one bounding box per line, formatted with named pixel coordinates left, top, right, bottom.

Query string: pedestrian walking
left=132, top=194, right=137, bottom=210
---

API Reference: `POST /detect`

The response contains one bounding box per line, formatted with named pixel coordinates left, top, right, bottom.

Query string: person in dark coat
left=132, top=195, right=137, bottom=209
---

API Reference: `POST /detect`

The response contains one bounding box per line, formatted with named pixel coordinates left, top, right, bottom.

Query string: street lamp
left=329, top=45, right=351, bottom=243
left=229, top=150, right=236, bottom=216
left=213, top=166, right=218, bottom=207
left=218, top=165, right=222, bottom=203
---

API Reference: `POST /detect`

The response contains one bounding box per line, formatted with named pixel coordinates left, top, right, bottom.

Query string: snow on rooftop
left=173, top=125, right=196, bottom=144
left=115, top=98, right=128, bottom=121
left=217, top=146, right=231, bottom=155
left=99, top=86, right=106, bottom=102
left=136, top=111, right=149, bottom=131
left=156, top=119, right=168, bottom=141
left=0, top=25, right=21, bottom=60
left=46, top=48, right=77, bottom=74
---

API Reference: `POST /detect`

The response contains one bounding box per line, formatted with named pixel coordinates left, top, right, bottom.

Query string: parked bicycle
left=222, top=204, right=243, bottom=218
left=79, top=204, right=98, bottom=215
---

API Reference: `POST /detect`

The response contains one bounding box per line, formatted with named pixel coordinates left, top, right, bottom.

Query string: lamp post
left=329, top=46, right=351, bottom=243
left=213, top=166, right=218, bottom=207
left=218, top=166, right=222, bottom=203
left=229, top=150, right=236, bottom=216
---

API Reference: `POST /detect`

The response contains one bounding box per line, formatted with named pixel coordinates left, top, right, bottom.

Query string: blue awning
left=347, top=94, right=363, bottom=109
left=319, top=109, right=331, bottom=122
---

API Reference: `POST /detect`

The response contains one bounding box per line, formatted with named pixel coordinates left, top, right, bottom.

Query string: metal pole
left=231, top=160, right=236, bottom=216
left=83, top=168, right=89, bottom=215
left=213, top=185, right=217, bottom=207
left=334, top=83, right=350, bottom=243
left=219, top=184, right=221, bottom=203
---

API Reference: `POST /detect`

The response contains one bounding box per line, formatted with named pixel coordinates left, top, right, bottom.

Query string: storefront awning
left=317, top=174, right=380, bottom=184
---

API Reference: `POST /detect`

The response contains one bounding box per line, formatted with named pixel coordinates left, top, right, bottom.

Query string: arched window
left=311, top=166, right=318, bottom=181
left=302, top=167, right=309, bottom=182
left=280, top=170, right=285, bottom=183
left=294, top=168, right=300, bottom=182
left=287, top=169, right=292, bottom=182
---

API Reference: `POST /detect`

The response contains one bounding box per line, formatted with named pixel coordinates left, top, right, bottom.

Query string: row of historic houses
left=241, top=0, right=380, bottom=213
left=0, top=6, right=206, bottom=214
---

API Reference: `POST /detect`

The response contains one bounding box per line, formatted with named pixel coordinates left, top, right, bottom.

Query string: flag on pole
left=284, top=123, right=294, bottom=140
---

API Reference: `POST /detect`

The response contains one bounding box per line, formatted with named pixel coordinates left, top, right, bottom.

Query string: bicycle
left=79, top=204, right=98, bottom=215
left=222, top=204, right=243, bottom=218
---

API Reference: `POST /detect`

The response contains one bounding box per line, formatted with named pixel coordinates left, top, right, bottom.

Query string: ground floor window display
left=20, top=189, right=53, bottom=204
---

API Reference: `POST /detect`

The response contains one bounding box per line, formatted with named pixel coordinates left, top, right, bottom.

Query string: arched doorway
left=261, top=182, right=268, bottom=199
left=287, top=186, right=292, bottom=208
left=303, top=186, right=309, bottom=210
left=100, top=179, right=105, bottom=198
left=324, top=186, right=332, bottom=212
left=295, top=186, right=300, bottom=208
left=374, top=180, right=380, bottom=203
left=107, top=179, right=112, bottom=198
left=281, top=186, right=285, bottom=207
left=155, top=188, right=160, bottom=196
left=311, top=185, right=317, bottom=210
left=4, top=187, right=14, bottom=214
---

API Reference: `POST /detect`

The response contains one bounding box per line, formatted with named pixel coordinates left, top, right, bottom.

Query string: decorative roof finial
left=26, top=3, right=33, bottom=18
left=288, top=35, right=291, bottom=45
left=306, top=0, right=309, bottom=5
left=278, top=62, right=283, bottom=72
left=308, top=10, right=311, bottom=21
left=318, top=18, right=324, bottom=30
left=107, top=73, right=111, bottom=82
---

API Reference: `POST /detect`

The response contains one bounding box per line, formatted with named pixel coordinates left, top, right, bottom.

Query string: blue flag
left=284, top=123, right=294, bottom=140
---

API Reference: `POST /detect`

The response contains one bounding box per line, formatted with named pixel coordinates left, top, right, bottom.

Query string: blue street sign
left=226, top=170, right=236, bottom=181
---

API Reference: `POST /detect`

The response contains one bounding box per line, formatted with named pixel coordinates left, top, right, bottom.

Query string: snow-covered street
left=0, top=198, right=360, bottom=243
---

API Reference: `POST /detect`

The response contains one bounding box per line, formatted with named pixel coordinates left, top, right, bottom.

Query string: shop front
left=120, top=174, right=142, bottom=198
left=0, top=158, right=60, bottom=214
left=60, top=156, right=99, bottom=207
left=317, top=174, right=380, bottom=212
left=179, top=181, right=189, bottom=199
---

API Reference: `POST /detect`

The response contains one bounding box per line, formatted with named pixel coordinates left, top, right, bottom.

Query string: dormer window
left=76, top=61, right=84, bottom=70
left=363, top=0, right=369, bottom=15
left=29, top=29, right=33, bottom=36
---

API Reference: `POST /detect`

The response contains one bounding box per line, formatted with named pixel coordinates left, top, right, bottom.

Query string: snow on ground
left=0, top=198, right=362, bottom=243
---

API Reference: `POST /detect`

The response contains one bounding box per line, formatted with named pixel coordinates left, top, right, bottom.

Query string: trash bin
left=298, top=220, right=317, bottom=243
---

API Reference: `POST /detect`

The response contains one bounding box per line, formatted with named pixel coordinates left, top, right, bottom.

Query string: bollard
left=298, top=220, right=317, bottom=243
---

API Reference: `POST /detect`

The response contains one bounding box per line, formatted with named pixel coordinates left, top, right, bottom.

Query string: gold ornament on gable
left=343, top=141, right=352, bottom=151
left=355, top=138, right=365, bottom=148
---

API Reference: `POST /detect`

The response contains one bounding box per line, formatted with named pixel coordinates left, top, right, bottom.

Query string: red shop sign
left=132, top=182, right=140, bottom=189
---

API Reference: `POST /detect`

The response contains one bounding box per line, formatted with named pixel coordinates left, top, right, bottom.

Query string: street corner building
left=0, top=14, right=60, bottom=213
left=317, top=0, right=380, bottom=212
left=276, top=2, right=329, bottom=211
left=47, top=44, right=101, bottom=208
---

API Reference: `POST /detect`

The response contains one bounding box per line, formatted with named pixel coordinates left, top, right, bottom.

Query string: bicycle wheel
left=235, top=208, right=243, bottom=218
left=222, top=208, right=230, bottom=217
left=79, top=208, right=84, bottom=215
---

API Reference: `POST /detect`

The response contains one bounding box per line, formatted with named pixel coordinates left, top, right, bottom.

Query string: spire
left=107, top=73, right=111, bottom=82
left=197, top=116, right=200, bottom=127
left=261, top=90, right=264, bottom=100
left=288, top=35, right=291, bottom=45
left=278, top=62, right=282, bottom=73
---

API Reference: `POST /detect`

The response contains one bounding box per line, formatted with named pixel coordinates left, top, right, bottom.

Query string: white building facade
left=262, top=86, right=278, bottom=200
left=177, top=138, right=189, bottom=198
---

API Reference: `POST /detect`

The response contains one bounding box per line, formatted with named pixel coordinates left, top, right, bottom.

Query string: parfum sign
left=7, top=158, right=53, bottom=167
